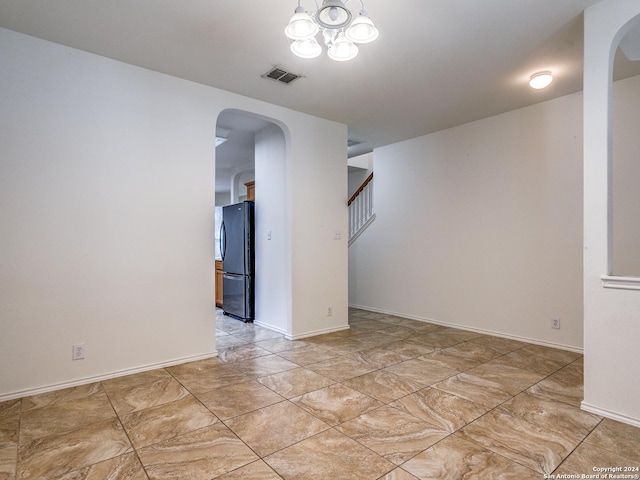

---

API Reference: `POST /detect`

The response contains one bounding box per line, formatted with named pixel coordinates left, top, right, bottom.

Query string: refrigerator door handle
left=220, top=221, right=227, bottom=262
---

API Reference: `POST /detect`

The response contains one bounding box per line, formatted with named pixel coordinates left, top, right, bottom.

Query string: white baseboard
left=0, top=351, right=218, bottom=403
left=231, top=320, right=350, bottom=342
left=286, top=324, right=350, bottom=341
left=581, top=401, right=640, bottom=428
left=253, top=321, right=289, bottom=337
left=349, top=304, right=583, bottom=354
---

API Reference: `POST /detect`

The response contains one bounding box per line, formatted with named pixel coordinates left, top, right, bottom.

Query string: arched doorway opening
left=214, top=109, right=291, bottom=335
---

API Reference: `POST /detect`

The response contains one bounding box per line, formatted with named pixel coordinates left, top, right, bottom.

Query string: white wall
left=289, top=120, right=349, bottom=339
left=232, top=170, right=255, bottom=204
left=583, top=0, right=640, bottom=426
left=350, top=91, right=585, bottom=350
left=215, top=192, right=231, bottom=207
left=255, top=124, right=290, bottom=334
left=0, top=28, right=348, bottom=399
left=348, top=170, right=369, bottom=199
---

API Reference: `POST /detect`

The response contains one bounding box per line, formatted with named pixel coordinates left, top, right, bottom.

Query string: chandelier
left=284, top=0, right=379, bottom=61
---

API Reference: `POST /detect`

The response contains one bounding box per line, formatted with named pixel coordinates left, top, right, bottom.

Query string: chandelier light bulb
left=317, top=0, right=352, bottom=29
left=529, top=71, right=553, bottom=89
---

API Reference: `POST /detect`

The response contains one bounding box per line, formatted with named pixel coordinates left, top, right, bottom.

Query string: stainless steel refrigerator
left=220, top=201, right=255, bottom=322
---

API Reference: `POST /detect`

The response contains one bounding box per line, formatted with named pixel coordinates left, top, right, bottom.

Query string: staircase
left=348, top=172, right=375, bottom=245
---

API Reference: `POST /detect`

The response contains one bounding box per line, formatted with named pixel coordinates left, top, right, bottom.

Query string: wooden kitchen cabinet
left=245, top=181, right=255, bottom=201
left=215, top=260, right=223, bottom=307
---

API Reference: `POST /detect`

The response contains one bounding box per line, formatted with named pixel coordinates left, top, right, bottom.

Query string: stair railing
left=348, top=172, right=375, bottom=244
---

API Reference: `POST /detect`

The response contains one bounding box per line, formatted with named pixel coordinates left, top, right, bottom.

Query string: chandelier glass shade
left=291, top=38, right=322, bottom=58
left=328, top=32, right=359, bottom=61
left=284, top=7, right=319, bottom=40
left=346, top=11, right=379, bottom=43
left=285, top=0, right=379, bottom=61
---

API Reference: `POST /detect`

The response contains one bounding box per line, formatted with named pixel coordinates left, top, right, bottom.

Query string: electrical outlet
left=72, top=343, right=85, bottom=360
left=551, top=318, right=561, bottom=330
left=327, top=306, right=333, bottom=316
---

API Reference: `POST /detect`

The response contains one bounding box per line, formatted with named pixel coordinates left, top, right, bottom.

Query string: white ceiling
left=1, top=0, right=639, bottom=162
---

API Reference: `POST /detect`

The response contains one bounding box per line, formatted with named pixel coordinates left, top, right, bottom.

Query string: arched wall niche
left=583, top=0, right=640, bottom=427
left=610, top=16, right=640, bottom=277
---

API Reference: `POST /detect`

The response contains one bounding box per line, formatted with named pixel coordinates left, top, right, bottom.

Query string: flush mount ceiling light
left=529, top=71, right=553, bottom=89
left=285, top=0, right=379, bottom=61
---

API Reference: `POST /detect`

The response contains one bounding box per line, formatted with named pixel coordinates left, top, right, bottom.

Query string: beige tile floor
left=2, top=308, right=640, bottom=479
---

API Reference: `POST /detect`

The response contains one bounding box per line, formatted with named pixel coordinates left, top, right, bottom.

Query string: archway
left=215, top=109, right=291, bottom=334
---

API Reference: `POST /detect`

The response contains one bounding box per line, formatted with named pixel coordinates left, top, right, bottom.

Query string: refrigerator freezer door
left=222, top=273, right=254, bottom=322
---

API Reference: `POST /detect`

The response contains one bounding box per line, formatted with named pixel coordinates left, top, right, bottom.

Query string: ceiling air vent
left=348, top=138, right=363, bottom=148
left=262, top=66, right=302, bottom=85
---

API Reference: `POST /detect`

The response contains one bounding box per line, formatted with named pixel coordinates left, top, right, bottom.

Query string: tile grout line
left=9, top=310, right=622, bottom=479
